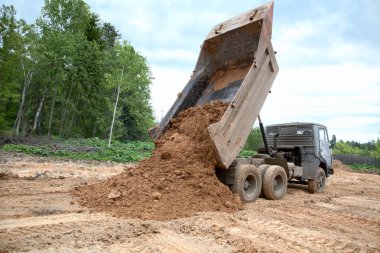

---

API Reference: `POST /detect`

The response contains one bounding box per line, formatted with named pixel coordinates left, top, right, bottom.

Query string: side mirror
left=330, top=134, right=336, bottom=148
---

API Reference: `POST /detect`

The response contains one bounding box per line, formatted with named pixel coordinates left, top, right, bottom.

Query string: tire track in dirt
left=119, top=230, right=229, bottom=253
left=0, top=214, right=162, bottom=252
left=1, top=213, right=231, bottom=253
left=0, top=155, right=379, bottom=252
left=254, top=200, right=379, bottom=250
left=241, top=215, right=363, bottom=253
left=0, top=213, right=107, bottom=230
left=270, top=202, right=380, bottom=235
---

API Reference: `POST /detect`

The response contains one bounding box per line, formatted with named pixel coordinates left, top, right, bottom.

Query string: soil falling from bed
left=72, top=101, right=242, bottom=221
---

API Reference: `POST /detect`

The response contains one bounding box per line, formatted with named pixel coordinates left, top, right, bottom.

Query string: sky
left=3, top=0, right=380, bottom=142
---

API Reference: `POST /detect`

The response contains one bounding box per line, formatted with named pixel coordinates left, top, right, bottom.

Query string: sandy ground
left=0, top=151, right=379, bottom=253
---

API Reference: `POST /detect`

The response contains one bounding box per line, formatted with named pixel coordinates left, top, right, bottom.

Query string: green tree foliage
left=333, top=139, right=380, bottom=159
left=373, top=141, right=380, bottom=159
left=0, top=5, right=35, bottom=132
left=243, top=127, right=263, bottom=151
left=103, top=42, right=154, bottom=141
left=100, top=22, right=120, bottom=50
left=0, top=1, right=154, bottom=141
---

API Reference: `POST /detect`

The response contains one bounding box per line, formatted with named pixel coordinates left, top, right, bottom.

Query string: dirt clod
left=160, top=152, right=172, bottom=160
left=152, top=192, right=161, bottom=200
left=224, top=201, right=233, bottom=208
left=73, top=101, right=242, bottom=220
left=108, top=189, right=121, bottom=199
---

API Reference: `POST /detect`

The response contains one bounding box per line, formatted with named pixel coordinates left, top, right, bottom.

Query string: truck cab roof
left=267, top=122, right=327, bottom=129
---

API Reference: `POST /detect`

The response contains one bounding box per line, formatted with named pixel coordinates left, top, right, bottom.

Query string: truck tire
left=258, top=164, right=271, bottom=197
left=308, top=168, right=326, bottom=193
left=231, top=165, right=261, bottom=203
left=263, top=165, right=287, bottom=200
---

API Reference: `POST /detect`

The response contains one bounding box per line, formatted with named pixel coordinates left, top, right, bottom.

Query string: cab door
left=318, top=128, right=332, bottom=168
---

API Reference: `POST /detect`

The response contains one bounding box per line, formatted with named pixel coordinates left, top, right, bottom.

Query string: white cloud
left=141, top=48, right=198, bottom=63
left=260, top=63, right=380, bottom=141
left=86, top=0, right=257, bottom=53
left=260, top=3, right=380, bottom=142
left=150, top=65, right=191, bottom=120
left=143, top=1, right=380, bottom=142
left=273, top=5, right=380, bottom=66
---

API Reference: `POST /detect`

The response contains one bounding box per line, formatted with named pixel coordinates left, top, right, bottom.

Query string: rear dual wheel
left=258, top=164, right=271, bottom=197
left=262, top=165, right=287, bottom=200
left=231, top=164, right=288, bottom=202
left=232, top=165, right=261, bottom=203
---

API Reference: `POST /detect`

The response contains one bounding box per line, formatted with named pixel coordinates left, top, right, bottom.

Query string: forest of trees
left=0, top=0, right=154, bottom=141
left=334, top=139, right=380, bottom=159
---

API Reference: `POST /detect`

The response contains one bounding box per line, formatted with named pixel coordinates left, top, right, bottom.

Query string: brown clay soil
left=73, top=101, right=241, bottom=221
left=0, top=151, right=379, bottom=252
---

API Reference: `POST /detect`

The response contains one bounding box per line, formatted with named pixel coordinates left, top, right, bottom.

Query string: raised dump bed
left=149, top=1, right=279, bottom=169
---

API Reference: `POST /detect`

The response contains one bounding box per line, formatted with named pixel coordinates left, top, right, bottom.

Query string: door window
left=319, top=129, right=328, bottom=144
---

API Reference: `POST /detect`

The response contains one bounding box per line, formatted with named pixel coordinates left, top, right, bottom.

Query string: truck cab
left=216, top=122, right=336, bottom=203
left=264, top=122, right=335, bottom=180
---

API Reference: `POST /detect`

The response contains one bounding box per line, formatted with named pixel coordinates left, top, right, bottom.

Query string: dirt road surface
left=0, top=152, right=379, bottom=252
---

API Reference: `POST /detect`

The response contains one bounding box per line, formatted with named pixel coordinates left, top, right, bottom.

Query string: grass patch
left=2, top=137, right=263, bottom=163
left=2, top=137, right=154, bottom=163
left=349, top=163, right=380, bottom=173
left=238, top=150, right=257, bottom=158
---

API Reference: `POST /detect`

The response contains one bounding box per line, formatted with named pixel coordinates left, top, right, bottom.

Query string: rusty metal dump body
left=149, top=1, right=279, bottom=169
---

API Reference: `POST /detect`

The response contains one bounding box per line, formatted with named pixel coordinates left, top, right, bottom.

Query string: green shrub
left=2, top=144, right=49, bottom=156
left=1, top=138, right=155, bottom=163
left=238, top=150, right=257, bottom=158
left=349, top=163, right=380, bottom=172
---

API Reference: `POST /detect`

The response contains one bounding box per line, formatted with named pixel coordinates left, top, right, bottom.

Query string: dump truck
left=149, top=1, right=335, bottom=203
left=260, top=122, right=336, bottom=192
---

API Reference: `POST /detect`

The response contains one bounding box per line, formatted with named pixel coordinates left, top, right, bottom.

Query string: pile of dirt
left=333, top=159, right=379, bottom=175
left=73, top=101, right=242, bottom=221
left=332, top=160, right=351, bottom=172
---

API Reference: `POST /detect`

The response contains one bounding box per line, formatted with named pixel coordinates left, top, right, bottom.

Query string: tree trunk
left=23, top=94, right=34, bottom=136
left=47, top=74, right=59, bottom=138
left=65, top=96, right=80, bottom=138
left=12, top=112, right=21, bottom=137
left=12, top=60, right=33, bottom=137
left=92, top=119, right=98, bottom=137
left=32, top=91, right=46, bottom=133
left=108, top=67, right=124, bottom=147
left=59, top=82, right=74, bottom=137
left=58, top=105, right=68, bottom=137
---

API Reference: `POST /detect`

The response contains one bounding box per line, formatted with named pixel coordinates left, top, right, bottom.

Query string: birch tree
left=12, top=60, right=33, bottom=136
left=108, top=66, right=124, bottom=147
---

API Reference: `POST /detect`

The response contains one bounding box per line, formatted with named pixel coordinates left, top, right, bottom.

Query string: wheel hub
left=273, top=175, right=284, bottom=192
left=317, top=174, right=325, bottom=189
left=243, top=175, right=256, bottom=195
left=244, top=180, right=251, bottom=190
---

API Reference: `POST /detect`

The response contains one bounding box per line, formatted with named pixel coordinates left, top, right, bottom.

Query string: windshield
left=267, top=125, right=312, bottom=136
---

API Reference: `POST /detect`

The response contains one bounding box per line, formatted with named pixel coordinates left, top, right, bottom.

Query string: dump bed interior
left=149, top=1, right=279, bottom=169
